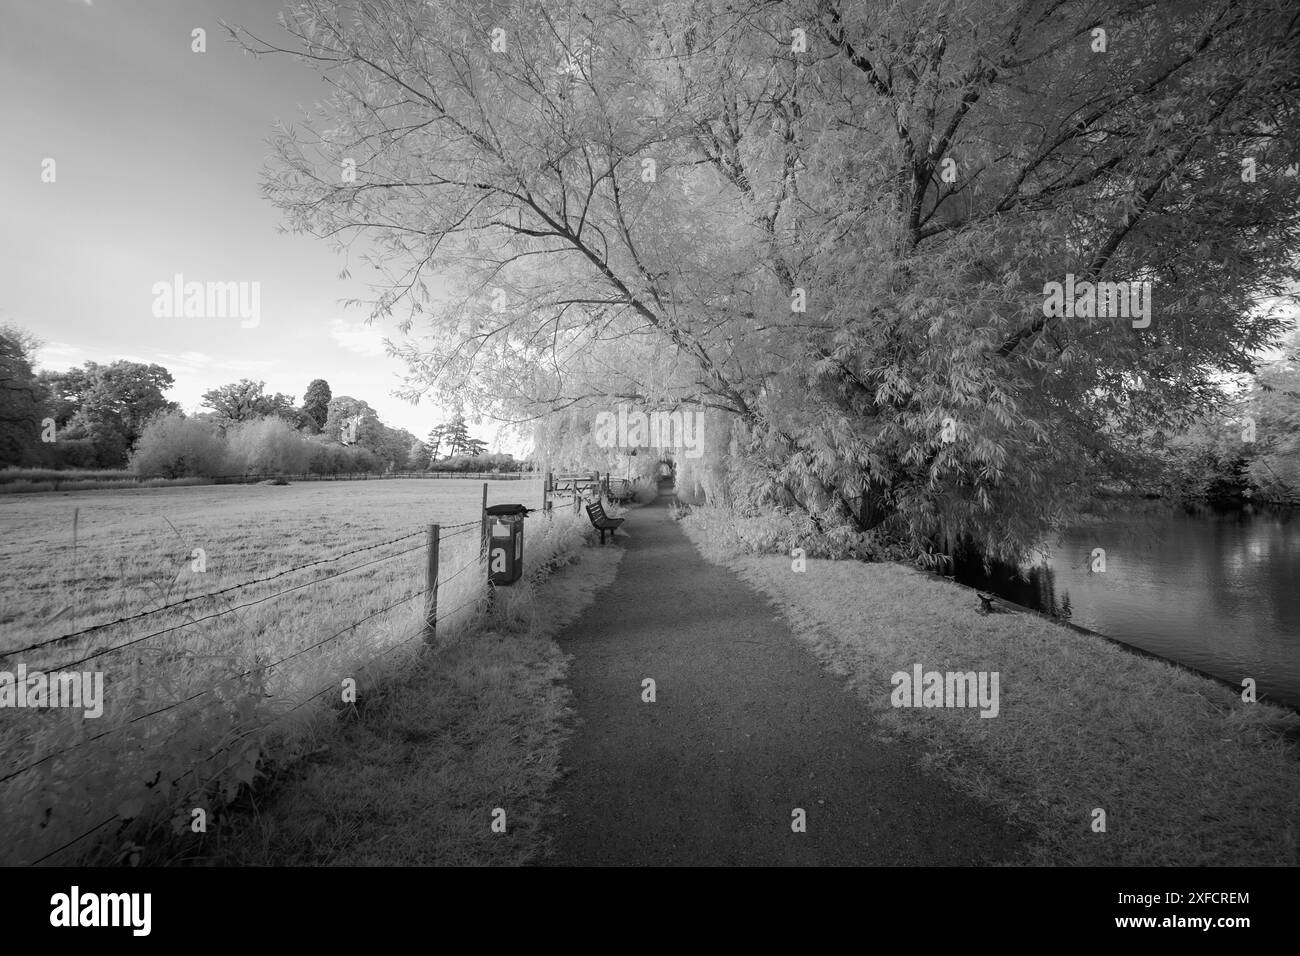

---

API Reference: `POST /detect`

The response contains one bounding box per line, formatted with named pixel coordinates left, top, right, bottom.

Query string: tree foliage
left=131, top=411, right=228, bottom=478
left=302, top=378, right=332, bottom=431
left=201, top=379, right=297, bottom=425
left=40, top=360, right=177, bottom=467
left=428, top=413, right=488, bottom=459
left=0, top=325, right=46, bottom=467
left=1245, top=341, right=1300, bottom=499
left=226, top=416, right=314, bottom=475
left=249, top=0, right=1300, bottom=560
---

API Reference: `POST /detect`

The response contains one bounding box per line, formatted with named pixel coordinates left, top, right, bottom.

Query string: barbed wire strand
left=39, top=542, right=429, bottom=674
left=27, top=589, right=490, bottom=866
left=19, top=557, right=493, bottom=866
left=0, top=586, right=439, bottom=785
left=3, top=527, right=440, bottom=659
left=437, top=554, right=485, bottom=587
left=30, top=814, right=119, bottom=866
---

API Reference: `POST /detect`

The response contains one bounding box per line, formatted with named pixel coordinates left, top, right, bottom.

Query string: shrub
left=304, top=437, right=379, bottom=475
left=131, top=412, right=228, bottom=478
left=433, top=455, right=479, bottom=472
left=679, top=502, right=908, bottom=562
left=39, top=438, right=101, bottom=470
left=305, top=437, right=343, bottom=475
left=225, top=417, right=311, bottom=476
left=331, top=443, right=377, bottom=474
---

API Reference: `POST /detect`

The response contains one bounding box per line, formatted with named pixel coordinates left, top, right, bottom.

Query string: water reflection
left=952, top=503, right=1300, bottom=709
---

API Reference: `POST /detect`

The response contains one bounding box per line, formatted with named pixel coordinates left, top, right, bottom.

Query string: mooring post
left=424, top=523, right=439, bottom=644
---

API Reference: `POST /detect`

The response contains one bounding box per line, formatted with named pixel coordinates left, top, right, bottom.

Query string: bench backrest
left=586, top=501, right=608, bottom=522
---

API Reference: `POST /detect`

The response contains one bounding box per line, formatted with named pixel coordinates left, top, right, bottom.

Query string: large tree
left=425, top=424, right=446, bottom=462
left=427, top=414, right=488, bottom=459
left=0, top=325, right=46, bottom=467
left=201, top=379, right=296, bottom=425
left=301, top=378, right=332, bottom=431
left=41, top=360, right=177, bottom=466
left=440, top=415, right=472, bottom=458
left=246, top=0, right=1300, bottom=561
left=320, top=396, right=416, bottom=468
left=322, top=395, right=382, bottom=446
left=409, top=437, right=432, bottom=470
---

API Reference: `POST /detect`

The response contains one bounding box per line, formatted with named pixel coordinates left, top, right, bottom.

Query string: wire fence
left=27, top=610, right=444, bottom=866
left=0, top=469, right=543, bottom=489
left=1, top=527, right=437, bottom=659
left=209, top=470, right=540, bottom=485
left=0, top=484, right=557, bottom=866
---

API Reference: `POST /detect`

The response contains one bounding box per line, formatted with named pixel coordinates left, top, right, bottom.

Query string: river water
left=952, top=504, right=1300, bottom=709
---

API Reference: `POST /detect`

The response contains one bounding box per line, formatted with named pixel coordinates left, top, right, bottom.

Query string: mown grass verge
left=677, top=503, right=1300, bottom=866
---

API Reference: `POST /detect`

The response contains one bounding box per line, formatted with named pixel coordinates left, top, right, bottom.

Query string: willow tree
left=245, top=0, right=1300, bottom=562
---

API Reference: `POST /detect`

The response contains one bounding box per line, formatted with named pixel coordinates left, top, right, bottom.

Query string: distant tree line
left=1157, top=331, right=1300, bottom=505
left=0, top=325, right=522, bottom=478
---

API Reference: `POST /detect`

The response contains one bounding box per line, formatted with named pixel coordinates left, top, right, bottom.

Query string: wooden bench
left=585, top=500, right=625, bottom=544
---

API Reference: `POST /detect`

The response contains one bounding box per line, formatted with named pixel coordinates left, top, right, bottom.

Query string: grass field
left=0, top=476, right=562, bottom=865
left=0, top=477, right=549, bottom=644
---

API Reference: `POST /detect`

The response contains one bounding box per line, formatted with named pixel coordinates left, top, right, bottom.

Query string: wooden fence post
left=480, top=482, right=489, bottom=563
left=424, top=523, right=439, bottom=644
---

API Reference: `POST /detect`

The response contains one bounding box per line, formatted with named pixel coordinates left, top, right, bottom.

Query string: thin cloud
left=152, top=351, right=213, bottom=373
left=330, top=318, right=387, bottom=357
left=32, top=342, right=87, bottom=369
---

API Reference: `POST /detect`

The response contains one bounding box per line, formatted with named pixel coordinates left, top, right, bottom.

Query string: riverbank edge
left=920, top=568, right=1296, bottom=713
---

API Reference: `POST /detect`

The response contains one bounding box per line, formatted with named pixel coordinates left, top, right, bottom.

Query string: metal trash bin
left=486, top=503, right=527, bottom=585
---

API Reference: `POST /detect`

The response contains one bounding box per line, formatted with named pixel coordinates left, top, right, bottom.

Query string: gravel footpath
left=542, top=489, right=1025, bottom=866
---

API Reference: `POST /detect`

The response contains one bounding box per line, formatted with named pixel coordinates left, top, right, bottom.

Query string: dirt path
left=542, top=489, right=1025, bottom=866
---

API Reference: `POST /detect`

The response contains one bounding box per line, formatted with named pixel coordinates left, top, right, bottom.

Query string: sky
left=0, top=0, right=513, bottom=449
